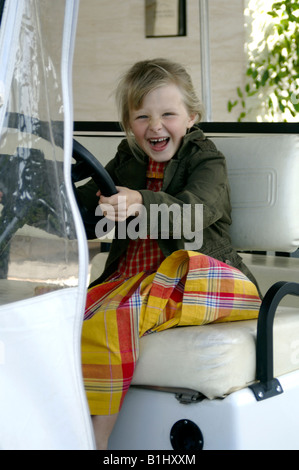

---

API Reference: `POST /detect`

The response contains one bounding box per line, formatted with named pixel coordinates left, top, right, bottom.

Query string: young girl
left=78, top=58, right=261, bottom=449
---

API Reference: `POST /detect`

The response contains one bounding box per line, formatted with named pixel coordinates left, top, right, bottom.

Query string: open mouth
left=148, top=137, right=170, bottom=151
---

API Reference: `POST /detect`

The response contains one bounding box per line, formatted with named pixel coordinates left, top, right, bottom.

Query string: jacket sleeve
left=138, top=142, right=231, bottom=240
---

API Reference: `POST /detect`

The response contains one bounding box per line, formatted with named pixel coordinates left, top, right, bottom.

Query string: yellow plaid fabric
left=81, top=250, right=261, bottom=415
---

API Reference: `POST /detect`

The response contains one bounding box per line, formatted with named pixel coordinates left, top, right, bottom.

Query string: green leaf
left=279, top=101, right=285, bottom=112
left=237, top=87, right=243, bottom=98
left=281, top=19, right=289, bottom=30
left=227, top=100, right=238, bottom=112
left=261, top=70, right=270, bottom=86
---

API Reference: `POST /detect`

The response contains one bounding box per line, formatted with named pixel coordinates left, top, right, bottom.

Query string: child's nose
left=149, top=117, right=162, bottom=131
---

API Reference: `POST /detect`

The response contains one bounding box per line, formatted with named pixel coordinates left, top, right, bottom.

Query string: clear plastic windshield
left=0, top=0, right=79, bottom=304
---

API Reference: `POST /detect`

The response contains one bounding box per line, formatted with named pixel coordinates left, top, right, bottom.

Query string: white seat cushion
left=132, top=306, right=299, bottom=399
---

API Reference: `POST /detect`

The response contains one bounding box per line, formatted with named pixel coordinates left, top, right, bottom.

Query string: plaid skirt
left=81, top=250, right=261, bottom=415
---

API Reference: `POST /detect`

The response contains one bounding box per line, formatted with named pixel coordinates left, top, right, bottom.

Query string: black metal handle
left=249, top=281, right=299, bottom=401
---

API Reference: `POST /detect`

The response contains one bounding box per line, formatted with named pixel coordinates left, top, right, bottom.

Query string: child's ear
left=187, top=113, right=198, bottom=129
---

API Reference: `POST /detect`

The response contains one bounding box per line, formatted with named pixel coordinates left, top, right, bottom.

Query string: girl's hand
left=97, top=186, right=143, bottom=222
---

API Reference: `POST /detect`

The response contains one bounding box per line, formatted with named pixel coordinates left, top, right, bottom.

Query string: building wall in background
left=73, top=0, right=246, bottom=122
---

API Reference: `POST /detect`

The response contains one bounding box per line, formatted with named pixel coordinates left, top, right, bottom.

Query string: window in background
left=145, top=0, right=186, bottom=37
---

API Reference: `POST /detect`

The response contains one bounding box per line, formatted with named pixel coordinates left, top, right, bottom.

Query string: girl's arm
left=139, top=149, right=231, bottom=239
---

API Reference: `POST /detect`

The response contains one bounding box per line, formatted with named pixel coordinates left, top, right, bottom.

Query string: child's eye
left=163, top=112, right=175, bottom=117
left=136, top=115, right=148, bottom=120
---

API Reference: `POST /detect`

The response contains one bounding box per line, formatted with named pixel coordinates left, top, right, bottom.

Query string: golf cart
left=1, top=0, right=299, bottom=451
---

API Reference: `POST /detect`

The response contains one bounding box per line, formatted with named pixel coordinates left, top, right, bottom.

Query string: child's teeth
left=151, top=138, right=167, bottom=143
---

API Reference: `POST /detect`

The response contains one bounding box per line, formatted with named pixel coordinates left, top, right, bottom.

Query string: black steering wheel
left=71, top=139, right=118, bottom=238
left=72, top=139, right=117, bottom=197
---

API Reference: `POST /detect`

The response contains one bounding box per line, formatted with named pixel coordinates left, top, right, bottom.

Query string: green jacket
left=77, top=125, right=259, bottom=291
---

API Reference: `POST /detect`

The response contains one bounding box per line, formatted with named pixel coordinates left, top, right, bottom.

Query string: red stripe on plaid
left=146, top=159, right=167, bottom=179
left=84, top=279, right=124, bottom=320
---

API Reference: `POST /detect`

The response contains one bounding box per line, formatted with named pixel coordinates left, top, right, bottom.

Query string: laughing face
left=129, top=84, right=197, bottom=163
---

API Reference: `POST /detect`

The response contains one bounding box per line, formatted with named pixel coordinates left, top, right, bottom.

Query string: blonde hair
left=116, top=58, right=203, bottom=149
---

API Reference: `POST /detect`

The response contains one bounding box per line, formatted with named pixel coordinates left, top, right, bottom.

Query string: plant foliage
left=228, top=0, right=299, bottom=121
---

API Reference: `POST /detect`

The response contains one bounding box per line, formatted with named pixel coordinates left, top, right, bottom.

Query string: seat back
left=212, top=134, right=299, bottom=252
